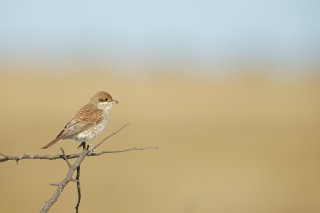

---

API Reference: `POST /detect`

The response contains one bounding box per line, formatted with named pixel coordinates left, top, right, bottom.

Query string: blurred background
left=0, top=1, right=320, bottom=212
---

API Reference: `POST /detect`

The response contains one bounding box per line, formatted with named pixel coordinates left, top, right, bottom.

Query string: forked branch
left=0, top=123, right=159, bottom=213
left=0, top=147, right=158, bottom=163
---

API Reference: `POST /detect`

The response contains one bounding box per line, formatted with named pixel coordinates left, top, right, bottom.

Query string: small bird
left=41, top=91, right=118, bottom=149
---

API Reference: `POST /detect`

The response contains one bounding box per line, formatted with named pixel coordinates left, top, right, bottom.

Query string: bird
left=41, top=91, right=118, bottom=149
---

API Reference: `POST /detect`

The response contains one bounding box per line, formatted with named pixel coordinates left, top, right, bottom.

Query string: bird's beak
left=112, top=100, right=119, bottom=104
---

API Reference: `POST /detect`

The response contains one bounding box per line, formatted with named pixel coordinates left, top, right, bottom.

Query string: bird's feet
left=77, top=142, right=86, bottom=150
left=77, top=142, right=95, bottom=153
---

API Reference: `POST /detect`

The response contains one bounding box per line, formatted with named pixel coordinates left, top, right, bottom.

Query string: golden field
left=0, top=70, right=320, bottom=213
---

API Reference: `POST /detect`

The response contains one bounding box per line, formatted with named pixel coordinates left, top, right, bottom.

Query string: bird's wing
left=41, top=104, right=104, bottom=149
left=57, top=104, right=104, bottom=139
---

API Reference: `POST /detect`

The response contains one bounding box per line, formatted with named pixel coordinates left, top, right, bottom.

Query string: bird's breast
left=75, top=116, right=108, bottom=141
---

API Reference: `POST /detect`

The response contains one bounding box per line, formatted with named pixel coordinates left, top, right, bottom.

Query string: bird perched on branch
left=41, top=91, right=118, bottom=150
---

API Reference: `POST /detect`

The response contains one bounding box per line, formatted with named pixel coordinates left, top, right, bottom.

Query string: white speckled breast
left=74, top=113, right=108, bottom=143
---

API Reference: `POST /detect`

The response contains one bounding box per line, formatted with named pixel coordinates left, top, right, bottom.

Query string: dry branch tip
left=60, top=148, right=71, bottom=168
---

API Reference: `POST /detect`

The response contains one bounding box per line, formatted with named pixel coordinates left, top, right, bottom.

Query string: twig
left=75, top=166, right=81, bottom=213
left=94, top=123, right=129, bottom=149
left=61, top=148, right=71, bottom=168
left=0, top=153, right=75, bottom=163
left=90, top=147, right=159, bottom=156
left=0, top=124, right=131, bottom=164
left=0, top=124, right=159, bottom=213
left=40, top=124, right=130, bottom=213
left=0, top=147, right=158, bottom=163
left=40, top=149, right=90, bottom=213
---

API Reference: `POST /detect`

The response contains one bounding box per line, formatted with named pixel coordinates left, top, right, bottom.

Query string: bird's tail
left=41, top=137, right=62, bottom=149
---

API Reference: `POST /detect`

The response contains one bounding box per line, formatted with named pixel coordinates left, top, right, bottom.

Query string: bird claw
left=77, top=142, right=86, bottom=150
left=77, top=142, right=95, bottom=153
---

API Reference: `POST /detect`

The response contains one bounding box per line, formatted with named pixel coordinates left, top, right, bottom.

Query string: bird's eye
left=105, top=98, right=109, bottom=101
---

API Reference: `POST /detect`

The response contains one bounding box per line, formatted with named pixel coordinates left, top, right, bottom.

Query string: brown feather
left=59, top=104, right=103, bottom=139
left=41, top=104, right=103, bottom=149
left=41, top=132, right=67, bottom=149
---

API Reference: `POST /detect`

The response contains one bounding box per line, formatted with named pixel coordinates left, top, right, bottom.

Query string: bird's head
left=91, top=91, right=118, bottom=110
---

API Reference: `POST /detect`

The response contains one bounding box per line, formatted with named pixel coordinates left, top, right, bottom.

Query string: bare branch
left=1, top=124, right=159, bottom=213
left=94, top=123, right=129, bottom=149
left=75, top=166, right=81, bottom=213
left=40, top=149, right=90, bottom=213
left=90, top=147, right=160, bottom=156
left=0, top=147, right=158, bottom=163
left=60, top=148, right=71, bottom=168
left=0, top=153, right=74, bottom=162
left=0, top=124, right=131, bottom=163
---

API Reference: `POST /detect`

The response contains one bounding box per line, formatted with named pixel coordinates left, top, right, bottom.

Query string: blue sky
left=0, top=0, right=320, bottom=71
